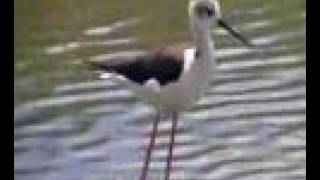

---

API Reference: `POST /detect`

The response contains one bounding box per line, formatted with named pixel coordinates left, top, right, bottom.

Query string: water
left=14, top=0, right=306, bottom=179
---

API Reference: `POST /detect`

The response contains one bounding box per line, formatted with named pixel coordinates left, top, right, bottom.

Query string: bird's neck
left=190, top=25, right=214, bottom=60
left=191, top=26, right=213, bottom=52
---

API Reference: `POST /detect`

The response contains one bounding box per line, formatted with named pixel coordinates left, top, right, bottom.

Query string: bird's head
left=189, top=0, right=252, bottom=46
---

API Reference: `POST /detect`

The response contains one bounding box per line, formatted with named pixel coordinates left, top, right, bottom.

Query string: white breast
left=127, top=46, right=215, bottom=111
left=183, top=48, right=196, bottom=73
left=150, top=47, right=214, bottom=110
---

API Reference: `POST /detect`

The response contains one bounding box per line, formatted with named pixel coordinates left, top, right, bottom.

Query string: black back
left=90, top=45, right=190, bottom=86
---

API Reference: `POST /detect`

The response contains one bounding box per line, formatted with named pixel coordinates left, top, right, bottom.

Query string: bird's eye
left=207, top=8, right=214, bottom=16
left=196, top=6, right=214, bottom=17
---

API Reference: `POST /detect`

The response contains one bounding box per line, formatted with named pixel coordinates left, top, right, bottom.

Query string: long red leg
left=165, top=111, right=178, bottom=180
left=139, top=109, right=161, bottom=180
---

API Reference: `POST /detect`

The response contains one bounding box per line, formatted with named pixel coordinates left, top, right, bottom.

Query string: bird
left=89, top=0, right=251, bottom=179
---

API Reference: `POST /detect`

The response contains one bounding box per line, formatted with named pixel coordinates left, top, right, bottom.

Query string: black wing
left=89, top=46, right=187, bottom=86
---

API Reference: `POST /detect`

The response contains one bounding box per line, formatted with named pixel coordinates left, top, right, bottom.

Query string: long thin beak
left=217, top=19, right=252, bottom=47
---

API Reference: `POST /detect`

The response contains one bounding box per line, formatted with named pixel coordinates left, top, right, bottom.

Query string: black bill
left=217, top=19, right=252, bottom=47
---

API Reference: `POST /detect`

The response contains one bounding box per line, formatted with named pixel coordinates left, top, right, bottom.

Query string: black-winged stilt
left=90, top=0, right=251, bottom=179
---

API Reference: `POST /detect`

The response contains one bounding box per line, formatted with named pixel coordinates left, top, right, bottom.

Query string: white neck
left=190, top=21, right=214, bottom=59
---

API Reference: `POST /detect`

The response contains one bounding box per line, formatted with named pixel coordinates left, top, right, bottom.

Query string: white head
left=188, top=0, right=251, bottom=46
left=189, top=0, right=220, bottom=34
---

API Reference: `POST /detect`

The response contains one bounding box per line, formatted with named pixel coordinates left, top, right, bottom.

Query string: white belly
left=160, top=61, right=212, bottom=110
left=135, top=48, right=214, bottom=111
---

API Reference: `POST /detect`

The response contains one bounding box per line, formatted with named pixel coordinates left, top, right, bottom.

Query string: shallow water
left=15, top=0, right=305, bottom=179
